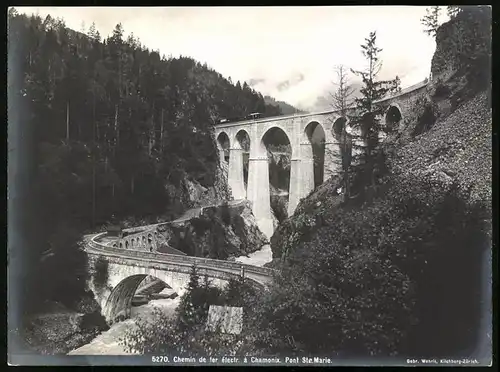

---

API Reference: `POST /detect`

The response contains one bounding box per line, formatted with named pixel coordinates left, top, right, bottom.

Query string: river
left=68, top=244, right=272, bottom=355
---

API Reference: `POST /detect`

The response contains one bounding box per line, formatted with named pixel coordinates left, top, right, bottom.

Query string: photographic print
left=7, top=5, right=493, bottom=366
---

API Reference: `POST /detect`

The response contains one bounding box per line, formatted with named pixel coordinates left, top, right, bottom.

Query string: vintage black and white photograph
left=7, top=5, right=492, bottom=366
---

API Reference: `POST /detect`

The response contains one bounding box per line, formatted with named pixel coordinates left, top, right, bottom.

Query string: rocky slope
left=22, top=296, right=109, bottom=355
left=156, top=160, right=269, bottom=259
left=392, top=90, right=491, bottom=209
left=157, top=200, right=268, bottom=260
left=263, top=95, right=306, bottom=115
left=184, top=162, right=232, bottom=208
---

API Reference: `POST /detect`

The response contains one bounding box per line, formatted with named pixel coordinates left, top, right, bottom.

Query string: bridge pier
left=218, top=148, right=225, bottom=164
left=299, top=142, right=315, bottom=199
left=247, top=156, right=274, bottom=239
left=324, top=140, right=341, bottom=181
left=228, top=147, right=246, bottom=200
left=288, top=158, right=301, bottom=216
left=300, top=159, right=315, bottom=199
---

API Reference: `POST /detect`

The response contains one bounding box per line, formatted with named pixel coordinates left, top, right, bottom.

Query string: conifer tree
left=348, top=31, right=396, bottom=198
left=446, top=6, right=462, bottom=19
left=393, top=75, right=402, bottom=94
left=328, top=64, right=355, bottom=199
left=421, top=6, right=441, bottom=37
left=177, top=264, right=201, bottom=328
left=187, top=264, right=200, bottom=291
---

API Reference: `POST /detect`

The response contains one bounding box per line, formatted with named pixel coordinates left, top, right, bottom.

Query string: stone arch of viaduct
left=214, top=80, right=428, bottom=238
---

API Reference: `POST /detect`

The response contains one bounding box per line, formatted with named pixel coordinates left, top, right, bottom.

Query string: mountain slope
left=263, top=95, right=306, bottom=115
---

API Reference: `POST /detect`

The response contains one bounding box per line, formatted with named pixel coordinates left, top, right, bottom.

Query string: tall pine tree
left=348, top=31, right=397, bottom=199
left=421, top=7, right=441, bottom=37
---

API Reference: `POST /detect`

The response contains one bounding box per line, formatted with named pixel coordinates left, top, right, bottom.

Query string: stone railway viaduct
left=83, top=79, right=428, bottom=325
left=214, top=80, right=429, bottom=238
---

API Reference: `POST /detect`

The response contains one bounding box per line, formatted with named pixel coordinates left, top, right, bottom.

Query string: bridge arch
left=216, top=131, right=230, bottom=164
left=147, top=234, right=153, bottom=252
left=385, top=104, right=403, bottom=132
left=332, top=117, right=348, bottom=137
left=302, top=121, right=326, bottom=188
left=234, top=128, right=250, bottom=149
left=234, top=129, right=251, bottom=197
left=260, top=126, right=292, bottom=227
left=257, top=124, right=292, bottom=150
left=103, top=274, right=173, bottom=324
left=332, top=116, right=352, bottom=172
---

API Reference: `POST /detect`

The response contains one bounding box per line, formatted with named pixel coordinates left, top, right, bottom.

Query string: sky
left=15, top=6, right=449, bottom=111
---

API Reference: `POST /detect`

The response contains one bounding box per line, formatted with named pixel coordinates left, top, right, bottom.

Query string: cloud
left=15, top=6, right=448, bottom=110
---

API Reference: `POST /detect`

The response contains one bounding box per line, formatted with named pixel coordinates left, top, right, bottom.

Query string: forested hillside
left=8, top=8, right=281, bottom=319
left=263, top=95, right=306, bottom=115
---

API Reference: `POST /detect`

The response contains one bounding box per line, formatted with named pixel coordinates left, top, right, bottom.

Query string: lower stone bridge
left=83, top=232, right=276, bottom=325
